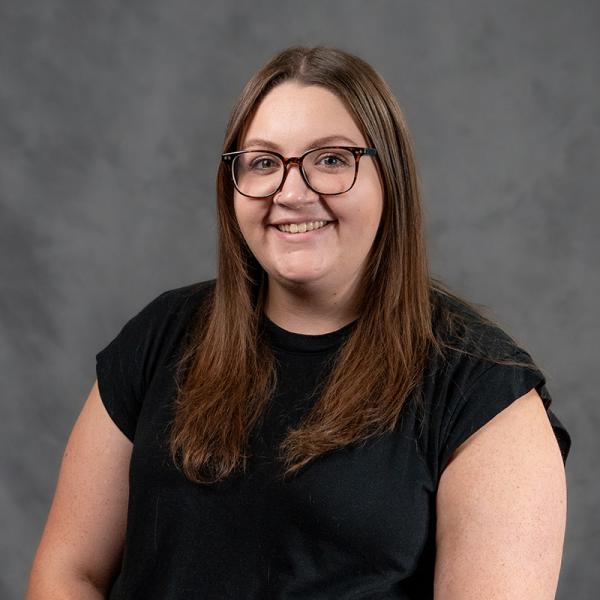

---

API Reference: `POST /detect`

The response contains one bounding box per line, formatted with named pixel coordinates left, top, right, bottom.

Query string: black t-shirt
left=95, top=279, right=571, bottom=599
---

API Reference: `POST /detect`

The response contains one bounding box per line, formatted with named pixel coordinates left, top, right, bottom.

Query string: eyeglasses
left=221, top=146, right=377, bottom=198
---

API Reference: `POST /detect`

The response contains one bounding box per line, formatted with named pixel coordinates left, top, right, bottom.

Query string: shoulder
left=102, top=278, right=216, bottom=361
left=429, top=287, right=525, bottom=362
left=145, top=278, right=216, bottom=313
left=426, top=288, right=536, bottom=403
left=129, top=278, right=216, bottom=327
left=416, top=287, right=571, bottom=479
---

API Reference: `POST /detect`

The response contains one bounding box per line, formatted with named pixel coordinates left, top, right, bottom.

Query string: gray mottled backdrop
left=1, top=1, right=598, bottom=598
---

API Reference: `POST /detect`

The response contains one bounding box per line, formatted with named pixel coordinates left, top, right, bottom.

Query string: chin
left=271, top=269, right=328, bottom=287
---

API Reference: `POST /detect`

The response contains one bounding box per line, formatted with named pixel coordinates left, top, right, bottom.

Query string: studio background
left=1, top=1, right=598, bottom=598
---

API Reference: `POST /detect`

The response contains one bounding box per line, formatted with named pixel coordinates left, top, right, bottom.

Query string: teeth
left=276, top=220, right=329, bottom=233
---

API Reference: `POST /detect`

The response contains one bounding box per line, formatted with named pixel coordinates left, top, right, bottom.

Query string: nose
left=272, top=162, right=319, bottom=206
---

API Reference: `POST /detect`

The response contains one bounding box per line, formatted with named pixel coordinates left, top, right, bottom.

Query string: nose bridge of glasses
left=287, top=156, right=302, bottom=166
left=279, top=155, right=311, bottom=190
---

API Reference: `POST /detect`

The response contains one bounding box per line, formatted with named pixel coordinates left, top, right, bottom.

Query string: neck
left=263, top=275, right=360, bottom=335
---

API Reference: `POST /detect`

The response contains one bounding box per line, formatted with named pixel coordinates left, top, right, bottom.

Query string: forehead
left=240, top=82, right=366, bottom=152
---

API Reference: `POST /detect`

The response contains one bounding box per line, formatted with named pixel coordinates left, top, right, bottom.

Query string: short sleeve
left=438, top=350, right=571, bottom=481
left=95, top=290, right=171, bottom=442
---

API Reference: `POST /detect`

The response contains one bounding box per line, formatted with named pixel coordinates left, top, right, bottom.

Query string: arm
left=434, top=388, right=567, bottom=599
left=26, top=380, right=133, bottom=599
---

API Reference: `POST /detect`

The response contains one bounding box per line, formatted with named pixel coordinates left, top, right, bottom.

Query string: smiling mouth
left=271, top=220, right=336, bottom=234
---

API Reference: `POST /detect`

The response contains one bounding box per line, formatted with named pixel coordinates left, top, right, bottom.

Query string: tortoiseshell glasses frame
left=221, top=146, right=377, bottom=198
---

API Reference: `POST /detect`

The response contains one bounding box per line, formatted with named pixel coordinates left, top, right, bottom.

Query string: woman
left=28, top=46, right=571, bottom=599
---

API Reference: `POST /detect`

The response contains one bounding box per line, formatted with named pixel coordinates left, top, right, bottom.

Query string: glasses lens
left=303, top=147, right=356, bottom=194
left=233, top=152, right=283, bottom=197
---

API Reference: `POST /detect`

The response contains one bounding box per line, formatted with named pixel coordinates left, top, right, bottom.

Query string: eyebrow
left=241, top=135, right=361, bottom=152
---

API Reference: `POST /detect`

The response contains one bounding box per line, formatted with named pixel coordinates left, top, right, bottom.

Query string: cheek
left=351, top=165, right=384, bottom=225
left=349, top=188, right=383, bottom=231
left=233, top=199, right=269, bottom=248
left=233, top=198, right=253, bottom=229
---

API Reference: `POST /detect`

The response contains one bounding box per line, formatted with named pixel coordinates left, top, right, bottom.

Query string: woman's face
left=233, top=81, right=384, bottom=297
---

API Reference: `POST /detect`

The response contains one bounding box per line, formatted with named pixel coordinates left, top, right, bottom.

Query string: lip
left=269, top=221, right=337, bottom=240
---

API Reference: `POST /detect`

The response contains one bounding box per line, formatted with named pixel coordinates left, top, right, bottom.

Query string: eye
left=312, top=151, right=352, bottom=169
left=325, top=154, right=346, bottom=166
left=249, top=156, right=280, bottom=171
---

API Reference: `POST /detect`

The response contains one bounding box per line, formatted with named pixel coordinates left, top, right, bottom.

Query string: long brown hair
left=169, top=45, right=537, bottom=484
